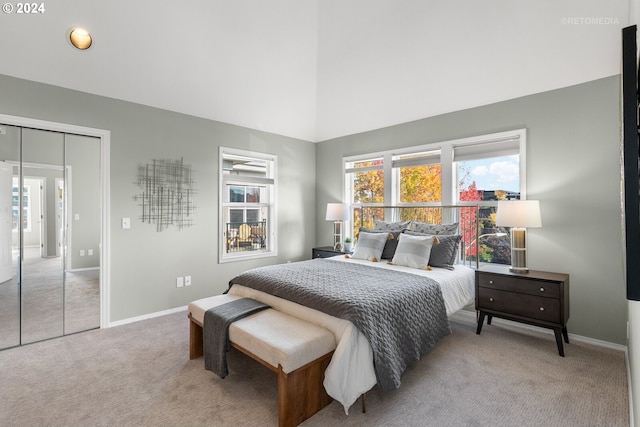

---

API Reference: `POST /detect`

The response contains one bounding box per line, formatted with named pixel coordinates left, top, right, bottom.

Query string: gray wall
left=0, top=73, right=317, bottom=323
left=316, top=76, right=626, bottom=345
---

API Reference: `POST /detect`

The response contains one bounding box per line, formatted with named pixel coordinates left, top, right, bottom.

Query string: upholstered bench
left=188, top=295, right=337, bottom=427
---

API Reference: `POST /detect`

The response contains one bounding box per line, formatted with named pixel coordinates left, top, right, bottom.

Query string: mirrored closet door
left=0, top=124, right=101, bottom=349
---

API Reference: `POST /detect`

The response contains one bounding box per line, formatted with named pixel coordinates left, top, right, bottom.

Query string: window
left=344, top=129, right=526, bottom=266
left=219, top=147, right=277, bottom=262
left=454, top=135, right=521, bottom=203
left=393, top=150, right=441, bottom=204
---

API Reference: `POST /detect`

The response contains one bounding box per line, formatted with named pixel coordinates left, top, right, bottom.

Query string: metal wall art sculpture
left=134, top=158, right=195, bottom=231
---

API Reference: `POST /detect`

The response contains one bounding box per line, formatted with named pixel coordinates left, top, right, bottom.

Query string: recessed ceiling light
left=69, top=27, right=92, bottom=50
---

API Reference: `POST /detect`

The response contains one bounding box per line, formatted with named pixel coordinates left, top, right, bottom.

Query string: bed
left=193, top=205, right=485, bottom=415
left=223, top=256, right=475, bottom=413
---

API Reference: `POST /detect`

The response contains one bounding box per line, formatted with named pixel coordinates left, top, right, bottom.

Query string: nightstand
left=475, top=265, right=570, bottom=356
left=312, top=246, right=346, bottom=259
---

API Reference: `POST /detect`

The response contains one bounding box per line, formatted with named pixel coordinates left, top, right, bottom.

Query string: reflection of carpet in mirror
left=0, top=247, right=99, bottom=349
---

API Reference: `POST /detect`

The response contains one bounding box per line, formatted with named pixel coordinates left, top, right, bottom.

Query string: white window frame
left=219, top=147, right=277, bottom=263
left=344, top=129, right=527, bottom=210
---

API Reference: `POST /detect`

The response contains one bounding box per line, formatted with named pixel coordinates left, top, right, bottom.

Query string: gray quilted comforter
left=229, top=258, right=451, bottom=391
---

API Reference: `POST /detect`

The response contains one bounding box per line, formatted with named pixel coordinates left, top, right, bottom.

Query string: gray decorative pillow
left=405, top=231, right=462, bottom=269
left=391, top=233, right=437, bottom=270
left=411, top=221, right=458, bottom=235
left=373, top=219, right=412, bottom=231
left=359, top=227, right=402, bottom=259
left=351, top=231, right=389, bottom=262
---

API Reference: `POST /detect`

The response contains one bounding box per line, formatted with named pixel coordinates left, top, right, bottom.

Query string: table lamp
left=496, top=200, right=542, bottom=273
left=325, top=203, right=349, bottom=251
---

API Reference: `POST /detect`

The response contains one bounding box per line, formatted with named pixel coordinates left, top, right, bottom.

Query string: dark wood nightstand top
left=312, top=246, right=346, bottom=259
left=477, top=264, right=569, bottom=283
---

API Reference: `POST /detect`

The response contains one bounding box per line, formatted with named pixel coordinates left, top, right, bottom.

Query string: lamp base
left=332, top=221, right=343, bottom=253
left=509, top=228, right=528, bottom=274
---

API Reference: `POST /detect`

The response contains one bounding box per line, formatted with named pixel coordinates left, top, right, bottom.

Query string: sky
left=462, top=155, right=520, bottom=193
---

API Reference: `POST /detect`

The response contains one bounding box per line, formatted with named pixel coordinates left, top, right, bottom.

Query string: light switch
left=74, top=213, right=80, bottom=221
left=121, top=218, right=130, bottom=229
left=185, top=276, right=191, bottom=286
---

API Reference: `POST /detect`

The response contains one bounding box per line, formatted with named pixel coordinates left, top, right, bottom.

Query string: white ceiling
left=0, top=0, right=630, bottom=142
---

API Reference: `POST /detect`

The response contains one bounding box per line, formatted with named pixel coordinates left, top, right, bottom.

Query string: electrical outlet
left=176, top=277, right=184, bottom=288
left=185, top=275, right=191, bottom=286
left=88, top=249, right=93, bottom=256
left=80, top=249, right=85, bottom=256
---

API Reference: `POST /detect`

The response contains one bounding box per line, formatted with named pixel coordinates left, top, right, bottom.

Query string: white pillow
left=351, top=231, right=389, bottom=262
left=391, top=233, right=437, bottom=269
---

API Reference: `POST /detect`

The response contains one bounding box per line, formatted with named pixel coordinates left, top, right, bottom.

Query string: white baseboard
left=108, top=305, right=187, bottom=328
left=627, top=345, right=635, bottom=427
left=68, top=267, right=100, bottom=273
left=450, top=309, right=627, bottom=352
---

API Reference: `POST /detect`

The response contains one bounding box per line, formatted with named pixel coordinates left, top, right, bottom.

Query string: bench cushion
left=189, top=296, right=336, bottom=373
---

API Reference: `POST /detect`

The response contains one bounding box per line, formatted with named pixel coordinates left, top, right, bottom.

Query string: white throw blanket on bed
left=228, top=258, right=475, bottom=414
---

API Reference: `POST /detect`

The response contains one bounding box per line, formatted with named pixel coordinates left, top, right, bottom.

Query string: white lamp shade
left=325, top=203, right=349, bottom=221
left=496, top=200, right=542, bottom=228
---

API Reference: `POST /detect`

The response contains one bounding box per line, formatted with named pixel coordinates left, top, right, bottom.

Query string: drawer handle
left=489, top=280, right=494, bottom=284
left=539, top=307, right=545, bottom=311
left=540, top=287, right=545, bottom=292
left=489, top=297, right=494, bottom=302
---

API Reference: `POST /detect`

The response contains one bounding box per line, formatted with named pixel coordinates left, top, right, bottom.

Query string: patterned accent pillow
left=351, top=231, right=389, bottom=262
left=405, top=231, right=462, bottom=270
left=359, top=227, right=402, bottom=259
left=391, top=233, right=437, bottom=270
left=373, top=219, right=412, bottom=231
left=411, top=221, right=458, bottom=235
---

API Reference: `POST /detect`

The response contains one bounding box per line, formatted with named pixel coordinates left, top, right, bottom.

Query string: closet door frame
left=0, top=113, right=111, bottom=328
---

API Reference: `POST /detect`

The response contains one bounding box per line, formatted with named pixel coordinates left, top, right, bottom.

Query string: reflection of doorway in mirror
left=0, top=162, right=12, bottom=283
left=15, top=177, right=44, bottom=257
left=55, top=177, right=63, bottom=259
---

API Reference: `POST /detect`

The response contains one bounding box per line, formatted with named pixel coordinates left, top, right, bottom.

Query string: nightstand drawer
left=478, top=288, right=561, bottom=323
left=478, top=274, right=560, bottom=299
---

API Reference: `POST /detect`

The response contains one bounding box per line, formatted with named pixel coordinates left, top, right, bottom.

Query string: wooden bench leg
left=277, top=352, right=333, bottom=427
left=189, top=316, right=203, bottom=359
left=189, top=313, right=333, bottom=426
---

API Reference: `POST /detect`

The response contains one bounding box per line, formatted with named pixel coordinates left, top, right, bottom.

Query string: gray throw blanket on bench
left=229, top=258, right=451, bottom=391
left=204, top=298, right=270, bottom=379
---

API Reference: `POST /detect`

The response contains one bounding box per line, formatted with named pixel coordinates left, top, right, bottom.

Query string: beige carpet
left=0, top=310, right=629, bottom=427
